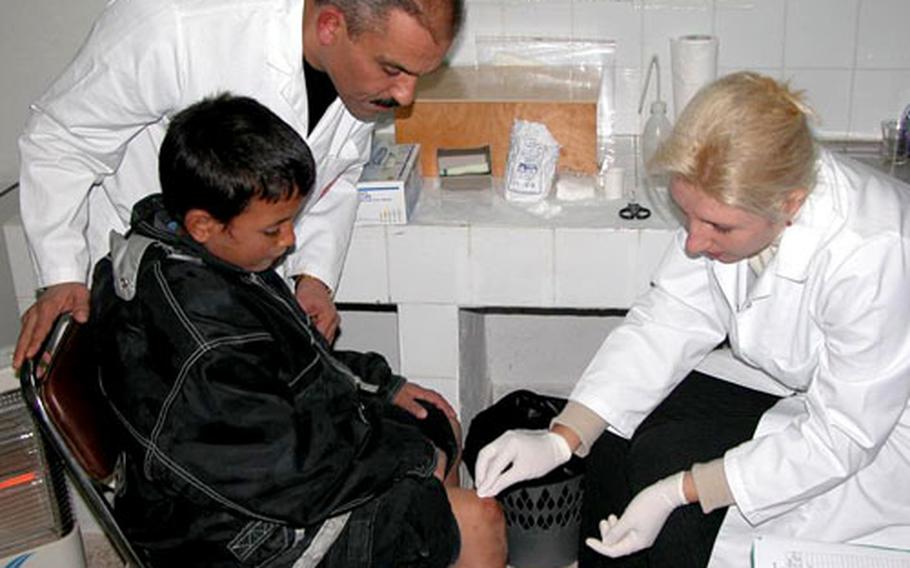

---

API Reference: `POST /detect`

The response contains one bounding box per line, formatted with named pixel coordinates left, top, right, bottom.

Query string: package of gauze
left=504, top=120, right=560, bottom=203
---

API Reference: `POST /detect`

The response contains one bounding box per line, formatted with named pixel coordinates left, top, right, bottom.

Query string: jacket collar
left=128, top=194, right=251, bottom=276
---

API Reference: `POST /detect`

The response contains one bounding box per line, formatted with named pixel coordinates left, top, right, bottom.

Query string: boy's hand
left=13, top=282, right=90, bottom=370
left=294, top=274, right=340, bottom=342
left=393, top=382, right=457, bottom=420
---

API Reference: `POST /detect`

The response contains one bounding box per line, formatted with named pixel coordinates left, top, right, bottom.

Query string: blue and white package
left=504, top=120, right=560, bottom=203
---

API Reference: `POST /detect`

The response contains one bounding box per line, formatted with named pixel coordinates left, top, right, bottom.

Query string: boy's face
left=194, top=194, right=305, bottom=272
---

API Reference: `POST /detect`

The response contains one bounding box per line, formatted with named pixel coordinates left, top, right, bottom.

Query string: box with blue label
left=355, top=143, right=422, bottom=225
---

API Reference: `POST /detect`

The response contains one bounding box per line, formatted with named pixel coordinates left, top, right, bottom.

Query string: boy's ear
left=183, top=209, right=221, bottom=243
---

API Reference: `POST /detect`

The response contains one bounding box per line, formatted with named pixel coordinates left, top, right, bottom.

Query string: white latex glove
left=474, top=429, right=572, bottom=498
left=585, top=471, right=688, bottom=558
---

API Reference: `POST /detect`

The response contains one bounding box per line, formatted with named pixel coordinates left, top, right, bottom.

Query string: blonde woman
left=474, top=72, right=910, bottom=566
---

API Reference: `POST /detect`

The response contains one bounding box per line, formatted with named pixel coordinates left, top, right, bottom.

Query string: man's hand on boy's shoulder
left=13, top=282, right=91, bottom=370
left=294, top=274, right=340, bottom=342
left=393, top=382, right=457, bottom=421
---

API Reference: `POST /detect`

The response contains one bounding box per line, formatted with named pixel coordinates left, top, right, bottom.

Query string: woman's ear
left=183, top=209, right=220, bottom=243
left=782, top=188, right=809, bottom=221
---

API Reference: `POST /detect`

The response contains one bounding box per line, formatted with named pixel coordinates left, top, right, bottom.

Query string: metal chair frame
left=19, top=314, right=147, bottom=567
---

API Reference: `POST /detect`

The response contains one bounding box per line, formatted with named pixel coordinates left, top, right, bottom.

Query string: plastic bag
left=504, top=120, right=560, bottom=203
left=463, top=389, right=586, bottom=490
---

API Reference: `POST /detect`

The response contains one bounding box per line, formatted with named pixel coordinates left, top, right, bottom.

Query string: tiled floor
left=81, top=529, right=580, bottom=568
left=82, top=532, right=122, bottom=568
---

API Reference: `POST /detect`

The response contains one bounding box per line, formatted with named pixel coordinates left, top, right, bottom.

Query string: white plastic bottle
left=641, top=100, right=672, bottom=169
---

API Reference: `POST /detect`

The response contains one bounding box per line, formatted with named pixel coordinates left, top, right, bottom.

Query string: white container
left=355, top=143, right=422, bottom=225
left=641, top=100, right=672, bottom=169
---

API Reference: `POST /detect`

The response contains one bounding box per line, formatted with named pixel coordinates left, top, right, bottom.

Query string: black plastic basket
left=464, top=390, right=586, bottom=568
left=500, top=473, right=583, bottom=568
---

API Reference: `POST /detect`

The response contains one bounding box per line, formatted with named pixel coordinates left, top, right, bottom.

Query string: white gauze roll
left=670, top=34, right=718, bottom=119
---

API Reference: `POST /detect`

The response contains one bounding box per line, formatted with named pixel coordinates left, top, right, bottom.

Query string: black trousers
left=318, top=401, right=461, bottom=568
left=578, top=371, right=780, bottom=568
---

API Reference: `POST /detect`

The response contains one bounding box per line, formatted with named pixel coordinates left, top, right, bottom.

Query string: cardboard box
left=355, top=143, right=422, bottom=225
left=438, top=146, right=493, bottom=191
left=395, top=66, right=599, bottom=177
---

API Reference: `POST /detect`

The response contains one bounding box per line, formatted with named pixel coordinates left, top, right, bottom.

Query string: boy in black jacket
left=91, top=94, right=505, bottom=567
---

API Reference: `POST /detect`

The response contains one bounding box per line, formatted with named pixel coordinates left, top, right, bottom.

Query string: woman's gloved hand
left=585, top=471, right=688, bottom=557
left=474, top=429, right=572, bottom=498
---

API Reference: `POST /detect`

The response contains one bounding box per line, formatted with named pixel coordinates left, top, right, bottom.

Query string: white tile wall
left=634, top=229, right=676, bottom=292
left=856, top=0, right=910, bottom=70
left=398, top=303, right=460, bottom=378
left=406, top=376, right=460, bottom=409
left=449, top=0, right=910, bottom=140
left=554, top=228, right=638, bottom=308
left=716, top=0, right=785, bottom=70
left=334, top=225, right=389, bottom=302
left=387, top=225, right=471, bottom=304
left=851, top=70, right=910, bottom=136
left=446, top=1, right=503, bottom=66
left=784, top=0, right=857, bottom=69
left=2, top=217, right=37, bottom=313
left=571, top=1, right=642, bottom=68
left=469, top=227, right=554, bottom=306
left=502, top=1, right=574, bottom=38
left=787, top=68, right=853, bottom=138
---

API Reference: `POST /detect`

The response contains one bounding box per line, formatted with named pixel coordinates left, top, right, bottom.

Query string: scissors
left=619, top=201, right=651, bottom=220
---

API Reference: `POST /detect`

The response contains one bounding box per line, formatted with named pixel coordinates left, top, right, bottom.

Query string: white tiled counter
left=335, top=178, right=678, bottom=427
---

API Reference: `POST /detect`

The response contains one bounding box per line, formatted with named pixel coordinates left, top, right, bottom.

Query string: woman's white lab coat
left=570, top=150, right=910, bottom=564
left=18, top=0, right=372, bottom=290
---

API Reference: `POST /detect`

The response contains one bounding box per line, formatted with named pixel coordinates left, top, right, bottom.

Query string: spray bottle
left=638, top=55, right=672, bottom=171
left=619, top=55, right=672, bottom=221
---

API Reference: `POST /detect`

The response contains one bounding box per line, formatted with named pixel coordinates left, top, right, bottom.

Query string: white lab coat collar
left=267, top=0, right=309, bottom=123
left=774, top=150, right=848, bottom=283
left=711, top=150, right=848, bottom=308
left=265, top=0, right=358, bottom=158
left=267, top=0, right=306, bottom=76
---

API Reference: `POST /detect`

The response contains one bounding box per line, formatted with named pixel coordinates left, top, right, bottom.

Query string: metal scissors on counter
left=619, top=201, right=651, bottom=220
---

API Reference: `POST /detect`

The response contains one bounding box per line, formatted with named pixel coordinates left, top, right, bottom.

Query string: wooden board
left=394, top=66, right=599, bottom=177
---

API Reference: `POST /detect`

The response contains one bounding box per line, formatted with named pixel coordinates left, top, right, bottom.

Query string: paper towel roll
left=670, top=35, right=718, bottom=119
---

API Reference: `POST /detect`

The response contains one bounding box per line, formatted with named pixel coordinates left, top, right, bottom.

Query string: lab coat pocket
left=735, top=291, right=816, bottom=388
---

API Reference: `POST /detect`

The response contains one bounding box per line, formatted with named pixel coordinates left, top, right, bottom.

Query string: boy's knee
left=448, top=489, right=507, bottom=567
left=451, top=488, right=502, bottom=522
left=478, top=496, right=505, bottom=534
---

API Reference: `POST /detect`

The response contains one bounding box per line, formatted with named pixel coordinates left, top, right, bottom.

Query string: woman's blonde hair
left=649, top=71, right=817, bottom=221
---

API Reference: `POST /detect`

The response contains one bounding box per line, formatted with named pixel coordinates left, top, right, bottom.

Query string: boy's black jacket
left=90, top=195, right=437, bottom=566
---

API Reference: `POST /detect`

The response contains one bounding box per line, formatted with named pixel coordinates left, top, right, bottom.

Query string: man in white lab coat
left=474, top=72, right=910, bottom=566
left=13, top=0, right=461, bottom=368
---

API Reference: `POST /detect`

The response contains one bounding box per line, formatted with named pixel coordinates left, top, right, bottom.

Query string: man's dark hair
left=159, top=93, right=316, bottom=224
left=318, top=0, right=463, bottom=43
